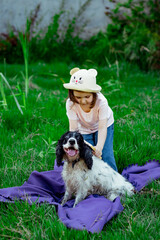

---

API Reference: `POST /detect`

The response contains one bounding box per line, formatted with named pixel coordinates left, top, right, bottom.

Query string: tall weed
left=0, top=73, right=23, bottom=114
left=19, top=19, right=30, bottom=98
left=0, top=74, right=7, bottom=109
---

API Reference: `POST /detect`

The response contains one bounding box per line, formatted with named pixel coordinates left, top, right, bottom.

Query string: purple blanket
left=0, top=159, right=160, bottom=233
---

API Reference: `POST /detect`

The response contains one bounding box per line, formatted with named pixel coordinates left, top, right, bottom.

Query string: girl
left=63, top=68, right=118, bottom=171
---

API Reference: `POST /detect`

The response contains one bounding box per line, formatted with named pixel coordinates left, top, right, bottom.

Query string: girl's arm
left=69, top=119, right=78, bottom=131
left=94, top=118, right=108, bottom=158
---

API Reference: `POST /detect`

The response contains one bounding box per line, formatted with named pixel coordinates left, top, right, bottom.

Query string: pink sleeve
left=66, top=99, right=77, bottom=120
left=98, top=99, right=108, bottom=120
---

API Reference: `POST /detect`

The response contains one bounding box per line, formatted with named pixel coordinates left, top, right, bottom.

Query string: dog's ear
left=80, top=143, right=93, bottom=169
left=56, top=132, right=69, bottom=166
left=56, top=131, right=71, bottom=166
left=56, top=140, right=64, bottom=166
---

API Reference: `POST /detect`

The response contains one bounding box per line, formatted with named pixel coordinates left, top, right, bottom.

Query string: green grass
left=0, top=61, right=160, bottom=239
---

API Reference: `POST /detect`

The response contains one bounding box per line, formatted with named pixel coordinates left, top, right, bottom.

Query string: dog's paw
left=73, top=203, right=77, bottom=208
left=108, top=193, right=118, bottom=201
left=61, top=199, right=67, bottom=206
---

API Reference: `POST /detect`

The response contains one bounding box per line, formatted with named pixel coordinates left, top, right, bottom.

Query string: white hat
left=63, top=68, right=101, bottom=93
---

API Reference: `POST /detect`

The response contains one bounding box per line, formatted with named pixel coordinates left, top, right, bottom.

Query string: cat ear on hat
left=70, top=68, right=80, bottom=75
left=88, top=69, right=97, bottom=77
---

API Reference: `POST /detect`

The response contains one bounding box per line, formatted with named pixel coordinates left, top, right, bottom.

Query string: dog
left=56, top=131, right=135, bottom=208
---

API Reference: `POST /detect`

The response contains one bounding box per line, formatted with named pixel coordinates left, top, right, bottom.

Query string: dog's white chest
left=62, top=161, right=89, bottom=190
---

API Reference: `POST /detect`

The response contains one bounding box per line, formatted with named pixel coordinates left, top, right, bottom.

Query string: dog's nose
left=69, top=139, right=75, bottom=145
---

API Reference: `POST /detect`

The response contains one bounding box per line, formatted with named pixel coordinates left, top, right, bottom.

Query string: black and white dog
left=56, top=131, right=134, bottom=208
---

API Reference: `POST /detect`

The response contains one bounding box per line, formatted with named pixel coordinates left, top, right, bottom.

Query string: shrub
left=0, top=0, right=159, bottom=70
left=104, top=0, right=160, bottom=69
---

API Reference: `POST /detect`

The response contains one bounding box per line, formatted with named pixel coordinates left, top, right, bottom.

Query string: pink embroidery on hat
left=72, top=76, right=83, bottom=84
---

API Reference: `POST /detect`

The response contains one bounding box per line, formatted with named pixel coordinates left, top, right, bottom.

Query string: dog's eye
left=63, top=138, right=68, bottom=144
left=63, top=134, right=72, bottom=143
left=75, top=133, right=83, bottom=142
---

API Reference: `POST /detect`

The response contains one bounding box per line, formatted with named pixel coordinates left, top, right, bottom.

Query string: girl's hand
left=93, top=145, right=102, bottom=158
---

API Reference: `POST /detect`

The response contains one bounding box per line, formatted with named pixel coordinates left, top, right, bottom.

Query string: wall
left=0, top=0, right=116, bottom=39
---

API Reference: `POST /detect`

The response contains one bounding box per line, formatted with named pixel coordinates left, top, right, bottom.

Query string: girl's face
left=73, top=91, right=94, bottom=106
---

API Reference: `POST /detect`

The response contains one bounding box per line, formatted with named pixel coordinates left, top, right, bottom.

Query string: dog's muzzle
left=64, top=148, right=78, bottom=157
left=63, top=138, right=79, bottom=157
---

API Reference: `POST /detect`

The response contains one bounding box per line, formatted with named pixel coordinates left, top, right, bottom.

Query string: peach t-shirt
left=66, top=92, right=114, bottom=134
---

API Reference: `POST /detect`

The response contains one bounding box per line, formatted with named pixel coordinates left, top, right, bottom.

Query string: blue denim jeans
left=82, top=123, right=118, bottom=172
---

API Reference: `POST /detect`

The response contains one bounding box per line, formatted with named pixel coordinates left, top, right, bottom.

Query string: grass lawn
left=0, top=61, right=160, bottom=239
